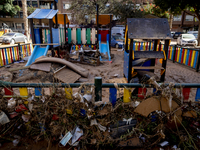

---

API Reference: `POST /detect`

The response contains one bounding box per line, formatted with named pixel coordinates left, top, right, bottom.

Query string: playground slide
left=25, top=45, right=49, bottom=66
left=99, top=35, right=111, bottom=62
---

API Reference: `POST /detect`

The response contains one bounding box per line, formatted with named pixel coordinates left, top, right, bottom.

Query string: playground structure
left=26, top=6, right=113, bottom=66
left=123, top=18, right=171, bottom=83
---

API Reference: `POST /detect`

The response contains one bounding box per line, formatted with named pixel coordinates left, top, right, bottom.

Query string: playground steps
left=132, top=58, right=150, bottom=66
left=132, top=66, right=164, bottom=70
left=134, top=51, right=165, bottom=59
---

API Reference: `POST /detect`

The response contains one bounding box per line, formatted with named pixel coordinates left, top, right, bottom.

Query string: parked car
left=0, top=32, right=27, bottom=44
left=111, top=34, right=124, bottom=48
left=177, top=34, right=197, bottom=46
left=173, top=32, right=183, bottom=39
left=187, top=31, right=198, bottom=39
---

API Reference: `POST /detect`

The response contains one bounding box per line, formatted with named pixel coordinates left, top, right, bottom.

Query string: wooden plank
left=30, top=63, right=51, bottom=72
left=54, top=67, right=81, bottom=83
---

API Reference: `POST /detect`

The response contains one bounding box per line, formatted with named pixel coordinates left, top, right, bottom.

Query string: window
left=13, top=1, right=17, bottom=5
left=185, top=15, right=193, bottom=21
left=16, top=23, right=22, bottom=29
left=27, top=1, right=31, bottom=6
left=20, top=12, right=23, bottom=18
left=173, top=15, right=182, bottom=21
left=32, top=1, right=38, bottom=7
left=13, top=13, right=19, bottom=18
left=22, top=23, right=24, bottom=29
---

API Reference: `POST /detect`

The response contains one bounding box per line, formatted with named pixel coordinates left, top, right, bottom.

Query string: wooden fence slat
left=138, top=88, right=147, bottom=99
left=182, top=88, right=191, bottom=102
left=123, top=88, right=131, bottom=103
left=195, top=88, right=200, bottom=102
left=109, top=88, right=117, bottom=106
left=35, top=88, right=42, bottom=96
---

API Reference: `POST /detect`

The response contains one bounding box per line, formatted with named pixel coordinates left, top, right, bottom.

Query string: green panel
left=68, top=28, right=72, bottom=43
left=86, top=28, right=91, bottom=44
left=77, top=28, right=81, bottom=44
left=44, top=29, right=47, bottom=43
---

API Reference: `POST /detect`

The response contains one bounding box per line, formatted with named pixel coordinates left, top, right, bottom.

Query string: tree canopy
left=69, top=0, right=144, bottom=24
left=154, top=0, right=200, bottom=45
left=0, top=0, right=20, bottom=16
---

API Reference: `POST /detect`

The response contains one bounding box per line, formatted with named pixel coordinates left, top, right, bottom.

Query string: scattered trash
left=7, top=98, right=16, bottom=108
left=0, top=111, right=10, bottom=125
left=159, top=141, right=169, bottom=147
left=60, top=132, right=73, bottom=146
left=22, top=114, right=31, bottom=122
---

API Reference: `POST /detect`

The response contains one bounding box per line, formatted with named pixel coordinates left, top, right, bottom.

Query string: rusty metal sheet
left=127, top=18, right=171, bottom=39
left=54, top=68, right=81, bottom=83
left=30, top=63, right=51, bottom=72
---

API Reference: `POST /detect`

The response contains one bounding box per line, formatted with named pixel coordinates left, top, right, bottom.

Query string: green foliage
left=0, top=0, right=21, bottom=16
left=27, top=6, right=36, bottom=15
left=69, top=0, right=144, bottom=24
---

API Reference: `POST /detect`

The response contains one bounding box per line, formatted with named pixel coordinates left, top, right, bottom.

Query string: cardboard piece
left=54, top=67, right=81, bottom=83
left=183, top=110, right=197, bottom=118
left=30, top=63, right=51, bottom=72
left=118, top=137, right=142, bottom=147
left=134, top=96, right=182, bottom=117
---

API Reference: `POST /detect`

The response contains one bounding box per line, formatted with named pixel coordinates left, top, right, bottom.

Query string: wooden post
left=30, top=19, right=35, bottom=44
left=161, top=40, right=169, bottom=82
left=128, top=39, right=133, bottom=82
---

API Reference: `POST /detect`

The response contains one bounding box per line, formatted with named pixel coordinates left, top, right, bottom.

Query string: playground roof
left=127, top=18, right=171, bottom=40
left=95, top=14, right=113, bottom=25
left=27, top=9, right=58, bottom=19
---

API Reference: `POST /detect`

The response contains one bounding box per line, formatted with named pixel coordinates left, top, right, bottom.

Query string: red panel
left=146, top=42, right=148, bottom=50
left=181, top=49, right=185, bottom=63
left=182, top=88, right=190, bottom=102
left=4, top=88, right=13, bottom=97
left=10, top=48, right=13, bottom=63
left=138, top=88, right=147, bottom=99
left=188, top=50, right=192, bottom=66
left=99, top=30, right=109, bottom=42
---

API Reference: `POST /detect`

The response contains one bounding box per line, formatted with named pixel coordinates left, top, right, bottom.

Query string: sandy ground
left=0, top=48, right=200, bottom=102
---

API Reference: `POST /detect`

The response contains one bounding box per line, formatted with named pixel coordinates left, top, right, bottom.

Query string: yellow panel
left=53, top=14, right=70, bottom=25
left=183, top=49, right=187, bottom=64
left=14, top=47, right=17, bottom=61
left=19, top=87, right=28, bottom=98
left=0, top=49, right=3, bottom=66
left=177, top=48, right=180, bottom=62
left=65, top=88, right=73, bottom=100
left=170, top=46, right=172, bottom=59
left=95, top=14, right=113, bottom=25
left=22, top=45, right=25, bottom=58
left=143, top=42, right=145, bottom=50
left=191, top=51, right=195, bottom=67
left=123, top=88, right=131, bottom=103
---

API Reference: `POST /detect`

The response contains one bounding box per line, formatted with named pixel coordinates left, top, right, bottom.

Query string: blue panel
left=185, top=50, right=190, bottom=65
left=27, top=9, right=41, bottom=19
left=52, top=28, right=59, bottom=47
left=193, top=51, right=198, bottom=68
left=4, top=49, right=8, bottom=65
left=34, top=28, right=41, bottom=44
left=195, top=88, right=200, bottom=102
left=123, top=51, right=129, bottom=79
left=109, top=88, right=117, bottom=106
left=35, top=88, right=42, bottom=96
left=140, top=42, right=143, bottom=50
left=179, top=48, right=182, bottom=63
left=171, top=46, right=174, bottom=61
left=27, top=9, right=58, bottom=19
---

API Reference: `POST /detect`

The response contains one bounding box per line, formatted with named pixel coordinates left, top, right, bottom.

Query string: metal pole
left=109, top=15, right=112, bottom=53
left=30, top=19, right=35, bottom=44
left=196, top=51, right=200, bottom=72
left=96, top=4, right=99, bottom=46
left=64, top=14, right=67, bottom=42
left=18, top=43, right=22, bottom=60
left=173, top=45, right=177, bottom=63
left=95, top=77, right=102, bottom=101
left=54, top=0, right=58, bottom=28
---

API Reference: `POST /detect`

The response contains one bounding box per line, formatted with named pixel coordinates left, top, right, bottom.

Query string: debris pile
left=0, top=82, right=200, bottom=149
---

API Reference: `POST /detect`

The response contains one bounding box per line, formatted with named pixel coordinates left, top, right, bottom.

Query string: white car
left=177, top=34, right=197, bottom=46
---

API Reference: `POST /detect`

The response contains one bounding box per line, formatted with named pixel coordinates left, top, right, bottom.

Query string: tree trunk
left=22, top=0, right=30, bottom=41
left=198, top=21, right=200, bottom=46
left=169, top=14, right=173, bottom=30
